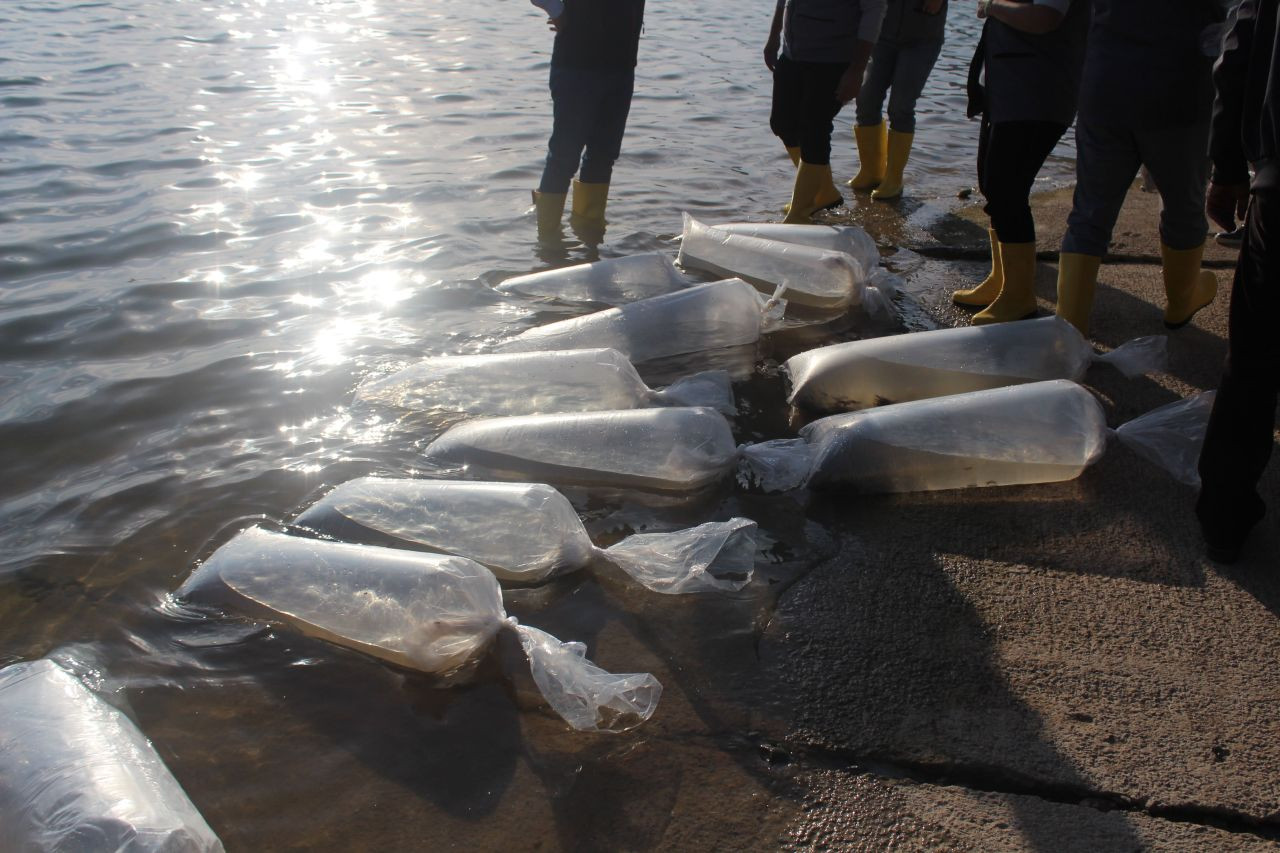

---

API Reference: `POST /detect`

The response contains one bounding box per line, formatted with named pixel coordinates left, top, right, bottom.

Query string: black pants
left=1196, top=188, right=1280, bottom=542
left=769, top=55, right=849, bottom=166
left=977, top=117, right=1067, bottom=243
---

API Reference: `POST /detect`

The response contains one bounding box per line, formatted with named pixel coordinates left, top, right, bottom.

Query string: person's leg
left=849, top=42, right=894, bottom=189
left=1196, top=189, right=1280, bottom=561
left=1055, top=120, right=1142, bottom=333
left=972, top=120, right=1066, bottom=324
left=784, top=60, right=848, bottom=223
left=874, top=38, right=942, bottom=200
left=954, top=116, right=1003, bottom=307
left=1137, top=120, right=1218, bottom=327
left=770, top=56, right=804, bottom=151
left=539, top=67, right=590, bottom=194
left=578, top=69, right=635, bottom=187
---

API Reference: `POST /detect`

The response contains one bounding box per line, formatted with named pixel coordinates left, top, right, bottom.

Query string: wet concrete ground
left=754, top=183, right=1280, bottom=849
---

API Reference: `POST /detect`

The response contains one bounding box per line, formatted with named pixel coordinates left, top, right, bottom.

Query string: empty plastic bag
left=424, top=406, right=738, bottom=492
left=497, top=278, right=784, bottom=364
left=677, top=214, right=868, bottom=309
left=294, top=478, right=755, bottom=592
left=178, top=528, right=661, bottom=732
left=0, top=659, right=224, bottom=853
left=355, top=348, right=735, bottom=417
left=1113, top=390, right=1215, bottom=488
left=495, top=252, right=688, bottom=305
left=787, top=316, right=1167, bottom=412
left=695, top=221, right=880, bottom=275
left=740, top=379, right=1108, bottom=494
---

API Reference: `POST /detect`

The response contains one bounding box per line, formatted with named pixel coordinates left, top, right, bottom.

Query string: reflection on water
left=0, top=0, right=1073, bottom=849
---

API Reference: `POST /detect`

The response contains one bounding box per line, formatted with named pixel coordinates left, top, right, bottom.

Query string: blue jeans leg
left=1061, top=120, right=1142, bottom=256
left=539, top=68, right=634, bottom=193
left=885, top=38, right=942, bottom=134
left=855, top=40, right=897, bottom=128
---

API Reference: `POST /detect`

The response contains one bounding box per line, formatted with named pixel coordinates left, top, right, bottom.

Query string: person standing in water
left=847, top=0, right=948, bottom=201
left=765, top=0, right=888, bottom=223
left=530, top=0, right=645, bottom=243
left=950, top=0, right=1088, bottom=325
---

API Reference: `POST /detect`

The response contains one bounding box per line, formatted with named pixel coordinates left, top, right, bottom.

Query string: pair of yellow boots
left=532, top=179, right=608, bottom=241
left=780, top=122, right=914, bottom=223
left=953, top=228, right=1218, bottom=332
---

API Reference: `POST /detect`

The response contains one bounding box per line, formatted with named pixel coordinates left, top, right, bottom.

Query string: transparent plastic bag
left=741, top=379, right=1108, bottom=493
left=0, top=659, right=224, bottom=853
left=786, top=316, right=1167, bottom=412
left=700, top=221, right=880, bottom=274
left=677, top=213, right=868, bottom=309
left=355, top=348, right=735, bottom=417
left=497, top=278, right=785, bottom=364
left=1113, top=390, right=1216, bottom=488
left=424, top=406, right=739, bottom=492
left=495, top=252, right=688, bottom=305
left=294, top=478, right=755, bottom=593
left=178, top=528, right=661, bottom=732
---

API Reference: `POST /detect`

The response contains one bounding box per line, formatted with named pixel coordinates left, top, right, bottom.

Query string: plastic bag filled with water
left=178, top=528, right=661, bottom=732
left=495, top=252, right=689, bottom=305
left=423, top=406, right=738, bottom=492
left=786, top=316, right=1168, bottom=413
left=496, top=278, right=784, bottom=364
left=294, top=478, right=755, bottom=593
left=0, top=659, right=225, bottom=853
left=741, top=379, right=1108, bottom=494
left=677, top=213, right=868, bottom=309
left=355, top=348, right=735, bottom=417
left=693, top=221, right=880, bottom=275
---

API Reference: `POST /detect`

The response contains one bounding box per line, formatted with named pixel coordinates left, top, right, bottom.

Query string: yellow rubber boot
left=848, top=122, right=886, bottom=190
left=569, top=179, right=608, bottom=244
left=1054, top=252, right=1102, bottom=336
left=972, top=241, right=1038, bottom=325
left=783, top=161, right=830, bottom=224
left=532, top=189, right=567, bottom=239
left=872, top=129, right=913, bottom=200
left=952, top=228, right=1003, bottom=307
left=1161, top=242, right=1218, bottom=329
left=782, top=147, right=842, bottom=214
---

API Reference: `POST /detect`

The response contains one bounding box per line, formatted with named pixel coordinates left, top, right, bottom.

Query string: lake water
left=0, top=1, right=1077, bottom=849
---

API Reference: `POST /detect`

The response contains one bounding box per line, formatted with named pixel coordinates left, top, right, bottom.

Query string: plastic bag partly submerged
left=424, top=406, right=738, bottom=492
left=786, top=316, right=1167, bottom=413
left=497, top=278, right=784, bottom=364
left=495, top=252, right=688, bottom=305
left=178, top=528, right=661, bottom=731
left=741, top=379, right=1108, bottom=494
left=355, top=348, right=735, bottom=417
left=677, top=214, right=868, bottom=309
left=294, top=478, right=755, bottom=593
left=0, top=659, right=224, bottom=853
left=695, top=221, right=880, bottom=275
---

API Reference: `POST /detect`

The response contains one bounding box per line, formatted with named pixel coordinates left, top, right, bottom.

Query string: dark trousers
left=538, top=66, right=635, bottom=194
left=977, top=118, right=1067, bottom=244
left=769, top=55, right=850, bottom=166
left=1196, top=188, right=1280, bottom=542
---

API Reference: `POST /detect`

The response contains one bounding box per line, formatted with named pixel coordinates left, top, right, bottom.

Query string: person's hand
left=976, top=0, right=991, bottom=18
left=1206, top=180, right=1250, bottom=232
left=547, top=16, right=560, bottom=31
left=923, top=0, right=944, bottom=14
left=836, top=65, right=861, bottom=104
left=764, top=36, right=780, bottom=71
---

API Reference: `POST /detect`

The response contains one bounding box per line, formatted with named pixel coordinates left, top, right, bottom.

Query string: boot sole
left=1163, top=300, right=1213, bottom=330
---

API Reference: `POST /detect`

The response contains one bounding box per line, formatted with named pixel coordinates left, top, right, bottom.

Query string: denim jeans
left=854, top=37, right=943, bottom=134
left=538, top=66, right=635, bottom=194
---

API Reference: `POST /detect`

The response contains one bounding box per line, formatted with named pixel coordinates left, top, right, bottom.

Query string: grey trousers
left=1061, top=118, right=1211, bottom=256
left=854, top=37, right=943, bottom=134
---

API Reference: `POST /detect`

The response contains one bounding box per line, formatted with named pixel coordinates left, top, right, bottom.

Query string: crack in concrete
left=780, top=740, right=1280, bottom=841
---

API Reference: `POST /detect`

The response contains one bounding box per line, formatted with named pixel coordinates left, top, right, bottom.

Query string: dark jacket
left=552, top=0, right=645, bottom=70
left=979, top=0, right=1090, bottom=125
left=778, top=0, right=889, bottom=63
left=879, top=0, right=948, bottom=45
left=1078, top=0, right=1223, bottom=128
left=1212, top=0, right=1280, bottom=189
